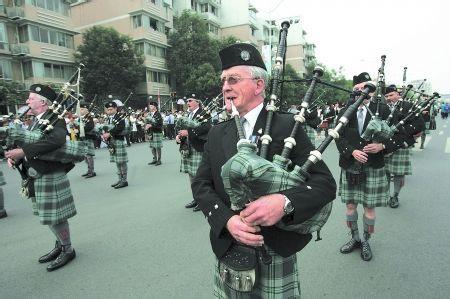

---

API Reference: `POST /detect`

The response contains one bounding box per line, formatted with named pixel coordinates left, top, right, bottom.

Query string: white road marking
left=445, top=138, right=450, bottom=153
left=443, top=124, right=447, bottom=128
left=439, top=130, right=444, bottom=135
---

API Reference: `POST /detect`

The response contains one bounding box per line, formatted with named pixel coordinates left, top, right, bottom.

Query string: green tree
left=75, top=26, right=145, bottom=103
left=0, top=80, right=28, bottom=114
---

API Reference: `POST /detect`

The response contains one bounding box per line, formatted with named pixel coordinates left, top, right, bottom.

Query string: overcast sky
left=252, top=0, right=449, bottom=94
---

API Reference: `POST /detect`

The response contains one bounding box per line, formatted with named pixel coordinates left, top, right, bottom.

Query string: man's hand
left=363, top=143, right=383, bottom=154
left=178, top=129, right=188, bottom=137
left=240, top=194, right=285, bottom=227
left=102, top=132, right=111, bottom=140
left=5, top=148, right=25, bottom=162
left=145, top=124, right=152, bottom=130
left=352, top=149, right=368, bottom=163
left=226, top=215, right=263, bottom=247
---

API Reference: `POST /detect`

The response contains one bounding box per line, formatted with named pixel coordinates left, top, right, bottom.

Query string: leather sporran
left=346, top=162, right=366, bottom=185
left=218, top=244, right=258, bottom=292
left=179, top=138, right=191, bottom=158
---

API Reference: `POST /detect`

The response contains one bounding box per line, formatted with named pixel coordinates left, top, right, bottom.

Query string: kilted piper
left=177, top=96, right=211, bottom=212
left=5, top=84, right=77, bottom=271
left=102, top=101, right=129, bottom=189
left=146, top=101, right=163, bottom=166
left=77, top=101, right=97, bottom=178
left=192, top=43, right=336, bottom=297
left=384, top=85, right=424, bottom=208
left=336, top=73, right=404, bottom=261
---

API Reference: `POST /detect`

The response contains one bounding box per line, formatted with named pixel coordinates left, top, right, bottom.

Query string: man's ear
left=254, top=79, right=265, bottom=96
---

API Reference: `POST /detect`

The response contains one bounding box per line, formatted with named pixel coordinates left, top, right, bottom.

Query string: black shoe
left=114, top=181, right=128, bottom=189
left=38, top=241, right=61, bottom=263
left=155, top=161, right=161, bottom=166
left=389, top=196, right=399, bottom=208
left=85, top=172, right=96, bottom=178
left=339, top=238, right=361, bottom=254
left=46, top=248, right=76, bottom=272
left=148, top=161, right=157, bottom=165
left=420, top=145, right=424, bottom=149
left=111, top=181, right=120, bottom=187
left=361, top=240, right=373, bottom=261
left=0, top=210, right=7, bottom=219
left=185, top=200, right=197, bottom=209
left=193, top=205, right=201, bottom=212
left=81, top=172, right=89, bottom=177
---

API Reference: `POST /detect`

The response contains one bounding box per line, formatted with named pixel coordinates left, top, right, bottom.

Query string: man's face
left=385, top=91, right=401, bottom=103
left=353, top=82, right=374, bottom=104
left=187, top=98, right=199, bottom=111
left=149, top=105, right=156, bottom=112
left=80, top=107, right=88, bottom=116
left=106, top=107, right=117, bottom=115
left=221, top=65, right=264, bottom=115
left=26, top=92, right=47, bottom=116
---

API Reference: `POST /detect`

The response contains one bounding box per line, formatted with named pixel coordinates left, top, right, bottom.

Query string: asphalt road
left=1, top=118, right=449, bottom=298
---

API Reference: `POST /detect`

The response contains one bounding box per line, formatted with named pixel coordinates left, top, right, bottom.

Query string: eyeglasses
left=220, top=76, right=258, bottom=85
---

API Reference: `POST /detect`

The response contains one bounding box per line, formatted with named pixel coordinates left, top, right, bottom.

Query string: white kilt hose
left=30, top=171, right=76, bottom=225
left=109, top=139, right=128, bottom=163
left=213, top=248, right=301, bottom=298
left=149, top=132, right=163, bottom=149
left=180, top=147, right=203, bottom=177
left=82, top=139, right=96, bottom=156
left=339, top=167, right=389, bottom=208
left=384, top=148, right=412, bottom=175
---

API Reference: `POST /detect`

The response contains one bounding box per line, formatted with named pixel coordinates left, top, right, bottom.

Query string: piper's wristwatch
left=283, top=195, right=294, bottom=215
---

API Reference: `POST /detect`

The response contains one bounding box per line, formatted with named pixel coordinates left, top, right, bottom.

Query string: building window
left=31, top=0, right=69, bottom=16
left=211, top=5, right=217, bottom=16
left=133, top=15, right=142, bottom=28
left=191, top=0, right=197, bottom=11
left=0, top=23, right=7, bottom=50
left=208, top=23, right=219, bottom=35
left=23, top=61, right=33, bottom=79
left=147, top=70, right=168, bottom=84
left=251, top=28, right=256, bottom=36
left=201, top=4, right=208, bottom=12
left=0, top=59, right=12, bottom=79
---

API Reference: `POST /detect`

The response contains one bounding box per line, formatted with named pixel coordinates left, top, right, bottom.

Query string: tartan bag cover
left=2, top=127, right=86, bottom=163
left=175, top=116, right=201, bottom=129
left=221, top=141, right=332, bottom=234
left=361, top=118, right=395, bottom=142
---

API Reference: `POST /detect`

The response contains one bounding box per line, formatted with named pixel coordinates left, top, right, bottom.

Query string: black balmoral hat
left=80, top=101, right=89, bottom=109
left=352, top=72, right=371, bottom=86
left=104, top=101, right=117, bottom=108
left=148, top=101, right=158, bottom=107
left=219, top=43, right=267, bottom=71
left=29, top=84, right=57, bottom=102
left=384, top=84, right=398, bottom=94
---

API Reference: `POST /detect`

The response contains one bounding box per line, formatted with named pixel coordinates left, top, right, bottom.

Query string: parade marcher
left=146, top=101, right=163, bottom=166
left=192, top=43, right=336, bottom=297
left=102, top=101, right=129, bottom=189
left=336, top=73, right=405, bottom=261
left=166, top=111, right=176, bottom=140
left=78, top=102, right=97, bottom=178
left=178, top=97, right=211, bottom=212
left=419, top=96, right=436, bottom=149
left=384, top=85, right=424, bottom=208
left=4, top=84, right=77, bottom=271
left=0, top=168, right=7, bottom=219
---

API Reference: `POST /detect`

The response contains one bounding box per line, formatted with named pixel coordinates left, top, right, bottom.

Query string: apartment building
left=172, top=0, right=221, bottom=38
left=0, top=0, right=78, bottom=89
left=71, top=0, right=173, bottom=100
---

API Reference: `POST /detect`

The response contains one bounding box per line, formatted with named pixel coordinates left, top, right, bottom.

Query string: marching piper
left=383, top=85, right=424, bottom=208
left=146, top=101, right=163, bottom=166
left=5, top=84, right=77, bottom=271
left=102, top=101, right=129, bottom=189
left=78, top=101, right=97, bottom=178
left=178, top=96, right=211, bottom=212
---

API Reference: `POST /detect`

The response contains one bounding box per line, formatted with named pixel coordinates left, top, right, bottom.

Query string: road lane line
left=445, top=138, right=450, bottom=153
left=439, top=130, right=444, bottom=135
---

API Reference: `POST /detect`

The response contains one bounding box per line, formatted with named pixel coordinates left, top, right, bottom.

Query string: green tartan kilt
left=0, top=170, right=5, bottom=186
left=180, top=148, right=203, bottom=177
left=385, top=148, right=412, bottom=175
left=149, top=132, right=163, bottom=149
left=213, top=248, right=301, bottom=298
left=30, top=171, right=76, bottom=225
left=109, top=139, right=128, bottom=163
left=339, top=167, right=389, bottom=208
left=83, top=139, right=95, bottom=156
left=302, top=124, right=316, bottom=147
left=424, top=121, right=431, bottom=134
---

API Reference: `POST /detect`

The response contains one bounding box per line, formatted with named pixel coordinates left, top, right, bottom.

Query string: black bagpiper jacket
left=191, top=108, right=336, bottom=259
left=187, top=108, right=211, bottom=153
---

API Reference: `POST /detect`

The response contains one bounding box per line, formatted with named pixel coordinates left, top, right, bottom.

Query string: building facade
left=71, top=0, right=173, bottom=101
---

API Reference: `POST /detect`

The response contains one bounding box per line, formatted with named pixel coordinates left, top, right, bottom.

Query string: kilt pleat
left=385, top=148, right=412, bottom=175
left=213, top=248, right=301, bottom=298
left=180, top=148, right=203, bottom=177
left=83, top=139, right=96, bottom=156
left=302, top=124, right=316, bottom=147
left=149, top=132, right=163, bottom=148
left=31, top=171, right=76, bottom=225
left=109, top=139, right=128, bottom=163
left=339, top=167, right=389, bottom=208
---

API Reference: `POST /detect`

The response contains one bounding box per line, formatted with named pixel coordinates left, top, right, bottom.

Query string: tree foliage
left=75, top=26, right=145, bottom=102
left=0, top=80, right=28, bottom=112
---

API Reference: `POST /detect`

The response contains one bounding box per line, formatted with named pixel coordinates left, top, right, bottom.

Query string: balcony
left=136, top=81, right=170, bottom=95
left=200, top=12, right=219, bottom=25
left=143, top=55, right=167, bottom=70
left=129, top=0, right=169, bottom=22
left=10, top=43, right=30, bottom=57
left=197, top=0, right=221, bottom=6
left=131, top=27, right=168, bottom=45
left=6, top=6, right=25, bottom=20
